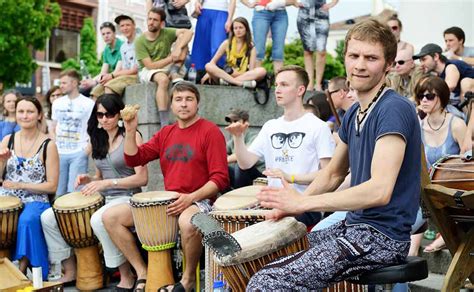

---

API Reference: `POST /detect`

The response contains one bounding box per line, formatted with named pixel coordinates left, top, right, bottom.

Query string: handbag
left=164, top=0, right=192, bottom=29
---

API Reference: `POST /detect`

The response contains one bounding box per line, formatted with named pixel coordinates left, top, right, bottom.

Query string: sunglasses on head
left=96, top=111, right=116, bottom=119
left=417, top=93, right=437, bottom=101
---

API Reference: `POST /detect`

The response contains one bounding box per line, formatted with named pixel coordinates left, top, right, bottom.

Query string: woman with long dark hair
left=202, top=17, right=267, bottom=88
left=41, top=94, right=148, bottom=289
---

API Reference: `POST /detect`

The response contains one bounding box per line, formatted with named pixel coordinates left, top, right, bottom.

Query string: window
left=48, top=28, right=80, bottom=63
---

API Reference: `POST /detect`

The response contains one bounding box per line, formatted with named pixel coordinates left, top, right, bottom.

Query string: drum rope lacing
left=129, top=199, right=176, bottom=208
left=142, top=242, right=176, bottom=252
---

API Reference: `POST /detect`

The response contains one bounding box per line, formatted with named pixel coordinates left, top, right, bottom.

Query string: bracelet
left=290, top=175, right=295, bottom=184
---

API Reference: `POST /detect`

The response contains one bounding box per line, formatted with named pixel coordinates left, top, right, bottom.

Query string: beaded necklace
left=356, top=84, right=386, bottom=136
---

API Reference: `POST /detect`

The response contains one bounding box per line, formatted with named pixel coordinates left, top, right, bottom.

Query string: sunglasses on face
left=417, top=93, right=437, bottom=101
left=96, top=111, right=117, bottom=119
left=393, top=60, right=410, bottom=66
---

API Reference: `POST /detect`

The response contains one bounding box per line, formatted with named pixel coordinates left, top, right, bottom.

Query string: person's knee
left=460, top=78, right=474, bottom=92
left=90, top=211, right=103, bottom=232
left=178, top=208, right=199, bottom=236
left=40, top=208, right=54, bottom=227
left=205, top=62, right=215, bottom=73
left=154, top=74, right=170, bottom=87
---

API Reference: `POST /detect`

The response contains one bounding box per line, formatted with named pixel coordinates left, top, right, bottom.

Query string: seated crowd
left=1, top=3, right=474, bottom=292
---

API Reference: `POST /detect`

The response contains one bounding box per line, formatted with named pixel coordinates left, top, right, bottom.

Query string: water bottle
left=188, top=63, right=197, bottom=83
left=79, top=59, right=91, bottom=80
left=212, top=280, right=225, bottom=292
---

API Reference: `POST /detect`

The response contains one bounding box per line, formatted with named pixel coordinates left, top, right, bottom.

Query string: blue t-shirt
left=0, top=121, right=20, bottom=140
left=440, top=60, right=474, bottom=96
left=338, top=89, right=421, bottom=241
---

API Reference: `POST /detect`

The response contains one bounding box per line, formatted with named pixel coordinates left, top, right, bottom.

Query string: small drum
left=430, top=155, right=474, bottom=190
left=214, top=217, right=309, bottom=291
left=0, top=196, right=22, bottom=258
left=53, top=192, right=104, bottom=290
left=130, top=191, right=179, bottom=291
left=206, top=209, right=269, bottom=290
left=213, top=186, right=263, bottom=211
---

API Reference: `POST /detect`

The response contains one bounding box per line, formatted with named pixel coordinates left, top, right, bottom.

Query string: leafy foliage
left=62, top=17, right=101, bottom=77
left=0, top=0, right=61, bottom=88
left=261, top=38, right=346, bottom=82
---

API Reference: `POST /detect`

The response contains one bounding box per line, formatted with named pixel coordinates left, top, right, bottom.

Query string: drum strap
left=453, top=190, right=466, bottom=208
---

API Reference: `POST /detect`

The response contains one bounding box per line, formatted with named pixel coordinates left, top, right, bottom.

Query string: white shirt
left=249, top=113, right=335, bottom=193
left=52, top=94, right=95, bottom=155
left=203, top=0, right=229, bottom=12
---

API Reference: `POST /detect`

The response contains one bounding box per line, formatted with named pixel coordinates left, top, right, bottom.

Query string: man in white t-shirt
left=51, top=69, right=95, bottom=196
left=226, top=65, right=335, bottom=226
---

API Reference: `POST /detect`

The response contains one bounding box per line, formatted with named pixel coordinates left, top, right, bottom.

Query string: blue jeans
left=56, top=150, right=88, bottom=197
left=252, top=9, right=288, bottom=61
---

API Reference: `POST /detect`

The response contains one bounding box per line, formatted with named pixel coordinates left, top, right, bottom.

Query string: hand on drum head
left=80, top=179, right=109, bottom=196
left=0, top=148, right=12, bottom=161
left=225, top=121, right=249, bottom=137
left=74, top=174, right=92, bottom=189
left=257, top=179, right=305, bottom=217
left=167, top=193, right=193, bottom=216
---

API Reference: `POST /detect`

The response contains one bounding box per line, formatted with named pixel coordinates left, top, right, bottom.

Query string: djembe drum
left=214, top=217, right=309, bottom=291
left=430, top=155, right=474, bottom=190
left=206, top=209, right=269, bottom=290
left=130, top=191, right=179, bottom=291
left=0, top=196, right=22, bottom=258
left=53, top=192, right=104, bottom=290
left=213, top=185, right=262, bottom=211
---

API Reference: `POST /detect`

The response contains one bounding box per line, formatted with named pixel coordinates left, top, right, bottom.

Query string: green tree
left=262, top=38, right=345, bottom=83
left=62, top=17, right=101, bottom=77
left=0, top=0, right=61, bottom=88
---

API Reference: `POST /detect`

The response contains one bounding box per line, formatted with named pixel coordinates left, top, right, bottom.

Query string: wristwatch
left=112, top=179, right=118, bottom=187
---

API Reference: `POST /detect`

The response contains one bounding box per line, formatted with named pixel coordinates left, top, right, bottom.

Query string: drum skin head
left=216, top=217, right=307, bottom=266
left=213, top=186, right=263, bottom=210
left=53, top=192, right=103, bottom=210
left=131, top=191, right=178, bottom=203
left=210, top=209, right=270, bottom=218
left=0, top=196, right=22, bottom=210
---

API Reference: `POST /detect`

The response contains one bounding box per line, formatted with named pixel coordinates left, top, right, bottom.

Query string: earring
left=97, top=123, right=102, bottom=129
left=118, top=120, right=124, bottom=127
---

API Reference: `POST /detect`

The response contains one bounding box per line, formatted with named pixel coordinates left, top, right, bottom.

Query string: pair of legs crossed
left=204, top=62, right=267, bottom=87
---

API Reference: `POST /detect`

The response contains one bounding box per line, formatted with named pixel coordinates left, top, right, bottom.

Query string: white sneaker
left=47, top=262, right=62, bottom=281
left=219, top=78, right=229, bottom=86
left=242, top=80, right=257, bottom=89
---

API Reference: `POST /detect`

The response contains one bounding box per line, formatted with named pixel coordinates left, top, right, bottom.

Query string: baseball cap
left=413, top=43, right=442, bottom=60
left=225, top=108, right=249, bottom=123
left=114, top=14, right=134, bottom=25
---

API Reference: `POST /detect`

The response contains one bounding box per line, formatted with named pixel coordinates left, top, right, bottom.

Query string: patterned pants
left=246, top=221, right=410, bottom=291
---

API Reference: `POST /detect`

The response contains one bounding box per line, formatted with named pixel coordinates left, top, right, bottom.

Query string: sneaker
left=242, top=80, right=257, bottom=89
left=219, top=78, right=229, bottom=86
left=47, top=262, right=62, bottom=281
left=171, top=77, right=184, bottom=84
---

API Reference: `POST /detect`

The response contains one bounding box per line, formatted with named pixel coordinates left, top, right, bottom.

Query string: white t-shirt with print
left=52, top=94, right=95, bottom=155
left=249, top=113, right=335, bottom=193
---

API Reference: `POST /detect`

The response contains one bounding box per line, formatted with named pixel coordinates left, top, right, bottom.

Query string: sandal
left=158, top=282, right=195, bottom=292
left=191, top=212, right=241, bottom=258
left=423, top=236, right=446, bottom=253
left=133, top=278, right=146, bottom=292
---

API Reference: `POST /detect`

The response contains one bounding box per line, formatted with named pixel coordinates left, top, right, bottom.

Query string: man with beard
left=243, top=18, right=421, bottom=290
left=135, top=7, right=193, bottom=126
left=414, top=43, right=474, bottom=103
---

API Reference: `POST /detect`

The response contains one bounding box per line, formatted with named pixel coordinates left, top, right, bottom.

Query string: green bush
left=261, top=38, right=346, bottom=83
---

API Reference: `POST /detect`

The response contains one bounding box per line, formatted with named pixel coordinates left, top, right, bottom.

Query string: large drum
left=206, top=209, right=269, bottom=290
left=214, top=217, right=309, bottom=291
left=430, top=155, right=474, bottom=190
left=53, top=192, right=104, bottom=290
left=130, top=191, right=179, bottom=292
left=0, top=196, right=22, bottom=258
left=213, top=185, right=262, bottom=211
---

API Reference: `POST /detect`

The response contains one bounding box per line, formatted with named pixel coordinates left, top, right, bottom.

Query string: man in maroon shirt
left=102, top=82, right=229, bottom=291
